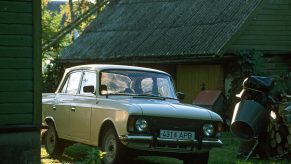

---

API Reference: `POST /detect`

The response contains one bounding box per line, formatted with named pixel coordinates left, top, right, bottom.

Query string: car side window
left=63, top=72, right=82, bottom=94
left=80, top=71, right=96, bottom=95
left=157, top=78, right=172, bottom=97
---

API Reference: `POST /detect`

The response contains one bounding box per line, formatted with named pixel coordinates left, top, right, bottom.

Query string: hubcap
left=104, top=133, right=117, bottom=163
left=46, top=127, right=56, bottom=153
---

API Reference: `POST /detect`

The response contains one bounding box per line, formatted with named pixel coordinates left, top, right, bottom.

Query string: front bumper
left=119, top=135, right=223, bottom=153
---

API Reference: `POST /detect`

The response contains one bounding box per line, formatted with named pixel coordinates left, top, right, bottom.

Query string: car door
left=53, top=71, right=82, bottom=138
left=69, top=71, right=96, bottom=142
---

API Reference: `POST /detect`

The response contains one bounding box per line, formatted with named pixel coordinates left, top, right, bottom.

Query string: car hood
left=123, top=98, right=221, bottom=121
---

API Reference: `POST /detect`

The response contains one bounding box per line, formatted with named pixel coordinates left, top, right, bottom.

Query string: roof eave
left=60, top=54, right=237, bottom=65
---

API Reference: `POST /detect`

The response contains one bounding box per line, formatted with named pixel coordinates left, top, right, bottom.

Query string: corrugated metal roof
left=60, top=0, right=261, bottom=62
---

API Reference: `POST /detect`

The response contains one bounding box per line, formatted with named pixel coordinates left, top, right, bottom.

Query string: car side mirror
left=100, top=84, right=108, bottom=95
left=83, top=85, right=95, bottom=93
left=176, top=92, right=185, bottom=101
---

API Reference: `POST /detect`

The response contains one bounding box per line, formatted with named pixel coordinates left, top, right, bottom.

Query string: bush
left=42, top=58, right=65, bottom=92
left=64, top=143, right=105, bottom=163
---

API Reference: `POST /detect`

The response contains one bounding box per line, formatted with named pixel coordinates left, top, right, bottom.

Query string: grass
left=41, top=147, right=73, bottom=163
left=41, top=132, right=290, bottom=164
left=209, top=132, right=239, bottom=164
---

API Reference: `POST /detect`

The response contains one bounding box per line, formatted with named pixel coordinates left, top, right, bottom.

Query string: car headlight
left=203, top=124, right=215, bottom=137
left=135, top=119, right=148, bottom=132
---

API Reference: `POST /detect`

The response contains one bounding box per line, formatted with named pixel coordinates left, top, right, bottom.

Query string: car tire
left=44, top=123, right=65, bottom=158
left=101, top=126, right=126, bottom=164
left=183, top=152, right=209, bottom=164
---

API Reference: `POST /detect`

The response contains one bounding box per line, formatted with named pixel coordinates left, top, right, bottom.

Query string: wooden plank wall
left=262, top=55, right=290, bottom=78
left=0, top=0, right=34, bottom=125
left=230, top=0, right=291, bottom=52
left=176, top=65, right=224, bottom=104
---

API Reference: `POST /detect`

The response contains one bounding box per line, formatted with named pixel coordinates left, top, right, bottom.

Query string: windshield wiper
left=132, top=94, right=167, bottom=100
left=106, top=93, right=178, bottom=100
left=107, top=92, right=136, bottom=96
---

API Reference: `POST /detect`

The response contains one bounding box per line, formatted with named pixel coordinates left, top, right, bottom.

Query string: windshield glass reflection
left=100, top=70, right=177, bottom=99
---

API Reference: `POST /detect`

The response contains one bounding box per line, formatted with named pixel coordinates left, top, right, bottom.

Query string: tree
left=42, top=0, right=96, bottom=58
left=41, top=0, right=98, bottom=92
left=42, top=0, right=69, bottom=60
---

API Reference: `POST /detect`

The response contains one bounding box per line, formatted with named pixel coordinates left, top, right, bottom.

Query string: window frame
left=79, top=70, right=97, bottom=96
left=58, top=70, right=83, bottom=95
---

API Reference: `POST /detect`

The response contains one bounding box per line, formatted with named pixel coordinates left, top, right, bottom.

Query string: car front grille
left=145, top=116, right=204, bottom=135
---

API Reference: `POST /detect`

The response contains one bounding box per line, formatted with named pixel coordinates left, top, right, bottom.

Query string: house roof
left=60, top=0, right=261, bottom=63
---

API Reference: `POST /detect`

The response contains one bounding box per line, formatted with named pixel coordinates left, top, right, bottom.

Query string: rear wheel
left=101, top=126, right=126, bottom=164
left=44, top=123, right=65, bottom=158
left=183, top=152, right=209, bottom=164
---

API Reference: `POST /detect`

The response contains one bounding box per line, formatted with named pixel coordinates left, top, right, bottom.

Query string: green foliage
left=42, top=0, right=71, bottom=56
left=85, top=147, right=106, bottom=164
left=42, top=59, right=65, bottom=92
left=42, top=0, right=96, bottom=53
left=226, top=49, right=290, bottom=117
left=226, top=49, right=259, bottom=114
left=42, top=0, right=98, bottom=92
left=237, top=49, right=256, bottom=76
left=252, top=51, right=267, bottom=76
left=64, top=143, right=90, bottom=161
left=275, top=75, right=291, bottom=95
left=42, top=0, right=69, bottom=92
left=64, top=143, right=105, bottom=163
left=70, top=0, right=97, bottom=32
left=225, top=49, right=278, bottom=117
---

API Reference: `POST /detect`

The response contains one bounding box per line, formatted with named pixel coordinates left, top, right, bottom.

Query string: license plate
left=160, top=130, right=195, bottom=140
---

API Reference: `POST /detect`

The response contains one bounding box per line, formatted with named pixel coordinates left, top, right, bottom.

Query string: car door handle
left=71, top=107, right=76, bottom=112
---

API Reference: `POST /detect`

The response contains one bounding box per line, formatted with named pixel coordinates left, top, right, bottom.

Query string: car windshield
left=100, top=70, right=177, bottom=99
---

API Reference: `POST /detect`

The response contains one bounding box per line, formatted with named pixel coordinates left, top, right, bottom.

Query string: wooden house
left=0, top=0, right=41, bottom=163
left=60, top=0, right=291, bottom=104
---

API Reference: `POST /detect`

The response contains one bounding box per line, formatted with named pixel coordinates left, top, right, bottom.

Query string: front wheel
left=44, top=123, right=65, bottom=158
left=101, top=127, right=126, bottom=164
left=183, top=152, right=209, bottom=164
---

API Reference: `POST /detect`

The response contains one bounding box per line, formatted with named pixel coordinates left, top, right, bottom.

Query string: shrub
left=64, top=143, right=105, bottom=163
left=42, top=58, right=65, bottom=92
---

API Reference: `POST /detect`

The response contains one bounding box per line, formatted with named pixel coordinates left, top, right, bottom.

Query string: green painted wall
left=0, top=0, right=41, bottom=163
left=0, top=0, right=36, bottom=125
left=230, top=0, right=291, bottom=52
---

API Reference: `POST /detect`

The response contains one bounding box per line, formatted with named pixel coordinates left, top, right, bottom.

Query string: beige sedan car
left=42, top=64, right=223, bottom=164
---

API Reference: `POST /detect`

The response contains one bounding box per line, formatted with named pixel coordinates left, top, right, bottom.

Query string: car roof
left=66, top=64, right=169, bottom=75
